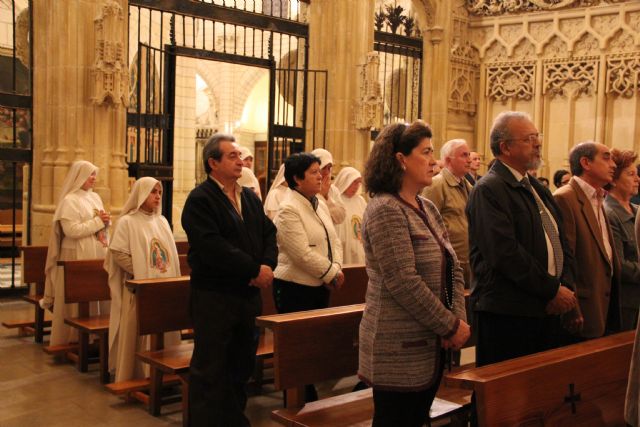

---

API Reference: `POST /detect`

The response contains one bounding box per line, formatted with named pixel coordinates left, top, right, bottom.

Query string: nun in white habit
left=333, top=167, right=367, bottom=264
left=263, top=163, right=288, bottom=220
left=238, top=166, right=262, bottom=201
left=41, top=160, right=111, bottom=347
left=311, top=148, right=346, bottom=225
left=105, top=177, right=181, bottom=382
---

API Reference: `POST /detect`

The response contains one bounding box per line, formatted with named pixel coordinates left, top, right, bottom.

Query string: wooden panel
left=137, top=343, right=193, bottom=374
left=258, top=306, right=364, bottom=390
left=64, top=314, right=110, bottom=333
left=133, top=278, right=192, bottom=335
left=61, top=259, right=110, bottom=303
left=447, top=331, right=634, bottom=426
left=178, top=254, right=191, bottom=275
left=175, top=240, right=189, bottom=255
left=21, top=246, right=48, bottom=284
left=260, top=283, right=277, bottom=316
left=329, top=264, right=367, bottom=307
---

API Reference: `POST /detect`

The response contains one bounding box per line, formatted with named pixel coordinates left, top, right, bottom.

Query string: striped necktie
left=522, top=177, right=563, bottom=278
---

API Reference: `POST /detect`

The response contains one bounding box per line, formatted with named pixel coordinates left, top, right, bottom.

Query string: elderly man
left=182, top=134, right=278, bottom=426
left=466, top=151, right=482, bottom=185
left=467, top=111, right=577, bottom=367
left=311, top=148, right=346, bottom=225
left=554, top=141, right=622, bottom=340
left=423, top=139, right=473, bottom=287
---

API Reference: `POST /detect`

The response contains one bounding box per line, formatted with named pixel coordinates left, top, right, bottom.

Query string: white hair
left=440, top=139, right=468, bottom=161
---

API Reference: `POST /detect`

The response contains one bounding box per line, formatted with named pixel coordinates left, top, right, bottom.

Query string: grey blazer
left=358, top=193, right=466, bottom=391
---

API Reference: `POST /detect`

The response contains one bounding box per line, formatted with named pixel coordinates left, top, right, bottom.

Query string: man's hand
left=442, top=320, right=471, bottom=350
left=563, top=308, right=584, bottom=334
left=250, top=265, right=274, bottom=289
left=546, top=285, right=577, bottom=315
left=320, top=173, right=331, bottom=199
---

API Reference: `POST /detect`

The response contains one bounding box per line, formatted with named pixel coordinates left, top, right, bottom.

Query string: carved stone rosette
left=91, top=1, right=128, bottom=107
left=486, top=62, right=535, bottom=101
left=356, top=52, right=383, bottom=130
left=606, top=53, right=640, bottom=98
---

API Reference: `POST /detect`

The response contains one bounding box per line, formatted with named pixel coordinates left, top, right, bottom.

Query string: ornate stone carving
left=608, top=29, right=636, bottom=53
left=543, top=36, right=570, bottom=59
left=543, top=60, right=598, bottom=98
left=500, top=25, right=522, bottom=44
left=573, top=32, right=600, bottom=57
left=485, top=40, right=508, bottom=62
left=15, top=8, right=30, bottom=68
left=512, top=38, right=536, bottom=61
left=629, top=12, right=640, bottom=32
left=559, top=18, right=584, bottom=40
left=356, top=52, right=383, bottom=130
left=91, top=1, right=128, bottom=107
left=591, top=14, right=619, bottom=36
left=486, top=63, right=535, bottom=101
left=449, top=62, right=477, bottom=114
left=606, top=54, right=640, bottom=97
left=529, top=22, right=553, bottom=44
left=467, top=0, right=628, bottom=16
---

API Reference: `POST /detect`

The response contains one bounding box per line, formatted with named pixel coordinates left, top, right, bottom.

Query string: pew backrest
left=329, top=264, right=367, bottom=307
left=256, top=304, right=364, bottom=390
left=178, top=254, right=190, bottom=276
left=126, top=276, right=192, bottom=336
left=21, top=245, right=48, bottom=286
left=61, top=259, right=110, bottom=303
left=175, top=241, right=189, bottom=255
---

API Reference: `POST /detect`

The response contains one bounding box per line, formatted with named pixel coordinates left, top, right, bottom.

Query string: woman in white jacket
left=273, top=152, right=344, bottom=400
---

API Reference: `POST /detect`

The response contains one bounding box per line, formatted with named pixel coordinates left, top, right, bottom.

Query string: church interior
left=1, top=0, right=639, bottom=426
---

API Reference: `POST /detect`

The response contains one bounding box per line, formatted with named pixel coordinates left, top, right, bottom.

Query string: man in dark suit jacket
left=182, top=134, right=278, bottom=426
left=554, top=142, right=622, bottom=340
left=467, top=111, right=577, bottom=367
left=465, top=151, right=482, bottom=186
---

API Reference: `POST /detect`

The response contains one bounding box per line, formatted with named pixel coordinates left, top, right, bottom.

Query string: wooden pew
left=175, top=240, right=189, bottom=255
left=2, top=246, right=52, bottom=342
left=43, top=259, right=111, bottom=384
left=446, top=331, right=635, bottom=426
left=256, top=305, right=472, bottom=426
left=328, top=264, right=367, bottom=307
left=126, top=276, right=192, bottom=418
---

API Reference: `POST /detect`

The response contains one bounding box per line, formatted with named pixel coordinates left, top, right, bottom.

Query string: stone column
left=421, top=0, right=453, bottom=151
left=308, top=0, right=375, bottom=171
left=31, top=0, right=129, bottom=244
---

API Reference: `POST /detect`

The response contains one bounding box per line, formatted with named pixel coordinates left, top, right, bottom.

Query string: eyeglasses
left=506, top=134, right=543, bottom=144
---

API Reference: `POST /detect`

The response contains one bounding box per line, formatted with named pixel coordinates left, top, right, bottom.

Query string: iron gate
left=127, top=0, right=327, bottom=217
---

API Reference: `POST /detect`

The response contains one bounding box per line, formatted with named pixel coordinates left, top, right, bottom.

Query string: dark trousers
left=372, top=351, right=445, bottom=427
left=272, top=278, right=330, bottom=313
left=475, top=311, right=560, bottom=367
left=273, top=278, right=329, bottom=401
left=188, top=288, right=261, bottom=427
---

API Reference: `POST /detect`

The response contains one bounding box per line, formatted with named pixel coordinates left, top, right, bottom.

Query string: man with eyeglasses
left=466, top=111, right=577, bottom=369
left=553, top=141, right=621, bottom=342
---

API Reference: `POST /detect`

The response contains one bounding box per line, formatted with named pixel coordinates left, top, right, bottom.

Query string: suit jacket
left=466, top=160, right=574, bottom=318
left=553, top=177, right=622, bottom=338
left=422, top=168, right=472, bottom=267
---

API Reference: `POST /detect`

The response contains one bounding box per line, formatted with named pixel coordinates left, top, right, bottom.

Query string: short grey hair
left=440, top=139, right=468, bottom=161
left=489, top=111, right=532, bottom=156
left=203, top=133, right=235, bottom=173
left=569, top=140, right=599, bottom=177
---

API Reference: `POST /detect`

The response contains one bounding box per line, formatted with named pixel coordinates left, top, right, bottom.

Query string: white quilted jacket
left=274, top=189, right=343, bottom=286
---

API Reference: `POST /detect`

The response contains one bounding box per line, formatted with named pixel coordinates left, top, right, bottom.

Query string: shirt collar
left=502, top=161, right=525, bottom=183
left=441, top=167, right=462, bottom=187
left=573, top=176, right=605, bottom=201
left=210, top=176, right=242, bottom=195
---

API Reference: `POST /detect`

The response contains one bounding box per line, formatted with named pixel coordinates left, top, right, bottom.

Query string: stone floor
left=0, top=297, right=362, bottom=427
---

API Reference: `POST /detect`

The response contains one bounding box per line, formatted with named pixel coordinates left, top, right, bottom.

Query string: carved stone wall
left=468, top=1, right=640, bottom=181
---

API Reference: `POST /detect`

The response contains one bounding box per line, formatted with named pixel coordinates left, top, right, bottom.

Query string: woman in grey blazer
left=604, top=149, right=640, bottom=331
left=359, top=121, right=470, bottom=427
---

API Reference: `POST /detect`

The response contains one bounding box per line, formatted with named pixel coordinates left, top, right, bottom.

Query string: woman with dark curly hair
left=358, top=121, right=470, bottom=427
left=604, top=149, right=640, bottom=330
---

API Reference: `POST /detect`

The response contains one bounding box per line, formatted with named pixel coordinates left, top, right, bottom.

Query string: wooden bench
left=2, top=246, right=52, bottom=342
left=445, top=331, right=635, bottom=426
left=43, top=259, right=111, bottom=384
left=175, top=240, right=189, bottom=255
left=256, top=304, right=472, bottom=426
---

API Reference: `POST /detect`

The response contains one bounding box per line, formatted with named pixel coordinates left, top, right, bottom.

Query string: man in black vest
left=182, top=134, right=278, bottom=426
